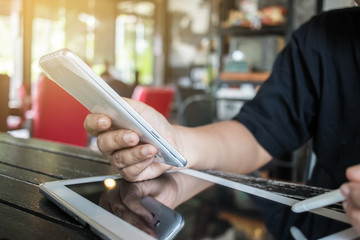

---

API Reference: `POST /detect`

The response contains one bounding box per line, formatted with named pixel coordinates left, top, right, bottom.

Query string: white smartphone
left=39, top=48, right=187, bottom=167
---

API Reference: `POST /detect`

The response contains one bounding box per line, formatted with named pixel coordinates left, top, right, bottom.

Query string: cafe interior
left=0, top=0, right=354, bottom=182
left=1, top=0, right=360, bottom=239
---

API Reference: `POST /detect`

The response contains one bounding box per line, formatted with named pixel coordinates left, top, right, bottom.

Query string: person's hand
left=84, top=98, right=179, bottom=182
left=98, top=174, right=180, bottom=237
left=84, top=98, right=183, bottom=182
left=116, top=173, right=179, bottom=210
left=98, top=182, right=156, bottom=237
left=84, top=96, right=273, bottom=182
left=340, top=164, right=360, bottom=234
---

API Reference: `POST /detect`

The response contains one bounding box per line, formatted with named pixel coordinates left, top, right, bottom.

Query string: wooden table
left=0, top=132, right=352, bottom=239
left=0, top=132, right=117, bottom=239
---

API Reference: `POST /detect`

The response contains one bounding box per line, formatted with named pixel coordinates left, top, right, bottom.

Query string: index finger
left=84, top=113, right=112, bottom=136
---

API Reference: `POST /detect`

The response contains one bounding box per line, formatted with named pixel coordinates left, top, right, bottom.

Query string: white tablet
left=39, top=48, right=187, bottom=168
left=39, top=169, right=357, bottom=240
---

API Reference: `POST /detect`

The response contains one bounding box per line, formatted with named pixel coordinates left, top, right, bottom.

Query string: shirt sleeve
left=234, top=17, right=322, bottom=157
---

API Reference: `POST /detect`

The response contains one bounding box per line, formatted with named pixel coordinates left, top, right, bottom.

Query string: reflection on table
left=67, top=170, right=352, bottom=240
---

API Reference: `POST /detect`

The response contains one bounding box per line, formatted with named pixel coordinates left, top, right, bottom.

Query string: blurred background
left=0, top=0, right=354, bottom=181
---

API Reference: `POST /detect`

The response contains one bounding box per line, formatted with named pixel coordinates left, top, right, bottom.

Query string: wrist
left=172, top=125, right=217, bottom=170
left=172, top=125, right=199, bottom=169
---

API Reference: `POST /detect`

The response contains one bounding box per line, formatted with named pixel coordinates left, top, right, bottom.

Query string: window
left=0, top=0, right=22, bottom=104
left=115, top=1, right=155, bottom=85
left=32, top=9, right=66, bottom=83
left=0, top=15, right=14, bottom=76
left=31, top=0, right=119, bottom=81
left=1, top=0, right=160, bottom=107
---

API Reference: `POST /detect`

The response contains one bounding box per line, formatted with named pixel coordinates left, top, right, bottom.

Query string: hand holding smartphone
left=39, top=48, right=187, bottom=168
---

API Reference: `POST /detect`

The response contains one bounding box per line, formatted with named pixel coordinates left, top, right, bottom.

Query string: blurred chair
left=176, top=85, right=207, bottom=104
left=0, top=74, right=10, bottom=132
left=8, top=82, right=32, bottom=131
left=107, top=79, right=135, bottom=98
left=176, top=85, right=214, bottom=126
left=131, top=86, right=175, bottom=120
left=31, top=74, right=90, bottom=147
left=178, top=94, right=213, bottom=127
left=101, top=69, right=136, bottom=98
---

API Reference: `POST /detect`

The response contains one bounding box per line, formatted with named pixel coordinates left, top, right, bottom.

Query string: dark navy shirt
left=235, top=7, right=360, bottom=189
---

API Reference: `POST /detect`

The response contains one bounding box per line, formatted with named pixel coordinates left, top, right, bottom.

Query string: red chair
left=31, top=74, right=90, bottom=147
left=131, top=86, right=175, bottom=120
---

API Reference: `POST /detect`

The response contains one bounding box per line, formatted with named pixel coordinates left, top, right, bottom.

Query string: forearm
left=174, top=120, right=272, bottom=174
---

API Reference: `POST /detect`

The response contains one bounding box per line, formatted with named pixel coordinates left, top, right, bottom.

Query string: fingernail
left=124, top=132, right=135, bottom=144
left=98, top=117, right=108, bottom=128
left=341, top=184, right=350, bottom=197
left=142, top=146, right=154, bottom=157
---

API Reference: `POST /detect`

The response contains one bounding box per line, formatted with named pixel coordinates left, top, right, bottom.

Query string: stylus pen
left=292, top=189, right=345, bottom=213
left=290, top=226, right=307, bottom=240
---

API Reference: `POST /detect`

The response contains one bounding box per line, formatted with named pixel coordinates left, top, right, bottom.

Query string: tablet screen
left=66, top=172, right=351, bottom=240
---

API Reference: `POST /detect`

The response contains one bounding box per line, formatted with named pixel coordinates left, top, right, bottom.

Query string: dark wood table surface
left=0, top=132, right=349, bottom=240
left=0, top=132, right=117, bottom=239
